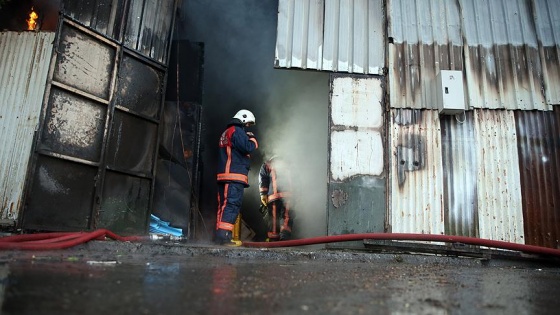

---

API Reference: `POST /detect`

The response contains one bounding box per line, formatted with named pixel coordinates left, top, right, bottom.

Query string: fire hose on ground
left=0, top=229, right=144, bottom=251
left=0, top=229, right=559, bottom=258
left=243, top=233, right=560, bottom=258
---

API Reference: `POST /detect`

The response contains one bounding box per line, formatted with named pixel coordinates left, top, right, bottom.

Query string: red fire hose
left=243, top=233, right=560, bottom=258
left=0, top=229, right=144, bottom=250
left=1, top=230, right=559, bottom=258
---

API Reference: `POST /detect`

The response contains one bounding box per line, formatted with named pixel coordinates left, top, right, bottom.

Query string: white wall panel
left=330, top=76, right=384, bottom=181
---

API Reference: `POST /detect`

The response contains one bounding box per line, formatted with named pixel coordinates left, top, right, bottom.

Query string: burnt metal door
left=21, top=0, right=177, bottom=235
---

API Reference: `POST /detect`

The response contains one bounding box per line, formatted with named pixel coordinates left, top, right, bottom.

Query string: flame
left=27, top=7, right=38, bottom=31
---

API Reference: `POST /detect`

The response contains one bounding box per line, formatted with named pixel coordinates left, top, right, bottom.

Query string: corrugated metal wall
left=388, top=0, right=463, bottom=110
left=0, top=32, right=55, bottom=223
left=278, top=0, right=560, bottom=248
left=63, top=0, right=126, bottom=40
left=277, top=0, right=560, bottom=103
left=276, top=0, right=385, bottom=74
left=440, top=112, right=478, bottom=238
left=390, top=109, right=445, bottom=235
left=516, top=108, right=560, bottom=248
left=462, top=0, right=546, bottom=111
left=65, top=0, right=175, bottom=64
left=387, top=0, right=558, bottom=246
left=534, top=0, right=560, bottom=105
left=390, top=108, right=532, bottom=245
left=474, top=110, right=524, bottom=244
left=123, top=0, right=175, bottom=63
left=388, top=0, right=558, bottom=111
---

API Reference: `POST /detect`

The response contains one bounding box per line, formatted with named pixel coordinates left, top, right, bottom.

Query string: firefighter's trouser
left=267, top=198, right=293, bottom=236
left=216, top=182, right=245, bottom=231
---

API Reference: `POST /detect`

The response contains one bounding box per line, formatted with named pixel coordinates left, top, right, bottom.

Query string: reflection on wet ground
left=0, top=247, right=559, bottom=314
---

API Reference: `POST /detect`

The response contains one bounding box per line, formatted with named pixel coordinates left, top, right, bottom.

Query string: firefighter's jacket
left=259, top=157, right=292, bottom=203
left=217, top=119, right=258, bottom=186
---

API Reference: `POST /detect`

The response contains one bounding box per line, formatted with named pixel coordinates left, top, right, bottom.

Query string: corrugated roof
left=275, top=0, right=385, bottom=74
left=0, top=31, right=55, bottom=221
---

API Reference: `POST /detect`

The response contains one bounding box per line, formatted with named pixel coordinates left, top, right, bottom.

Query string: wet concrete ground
left=0, top=240, right=559, bottom=315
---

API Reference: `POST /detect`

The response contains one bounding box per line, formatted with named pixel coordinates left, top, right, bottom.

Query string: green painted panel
left=327, top=176, right=386, bottom=248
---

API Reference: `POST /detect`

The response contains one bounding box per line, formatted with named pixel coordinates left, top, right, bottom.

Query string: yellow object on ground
left=233, top=214, right=241, bottom=242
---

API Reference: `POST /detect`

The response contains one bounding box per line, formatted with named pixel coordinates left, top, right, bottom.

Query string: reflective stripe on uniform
left=217, top=222, right=234, bottom=231
left=217, top=173, right=248, bottom=184
left=249, top=137, right=258, bottom=149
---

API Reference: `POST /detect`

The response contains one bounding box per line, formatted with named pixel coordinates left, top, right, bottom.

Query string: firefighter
left=259, top=155, right=294, bottom=241
left=215, top=109, right=258, bottom=245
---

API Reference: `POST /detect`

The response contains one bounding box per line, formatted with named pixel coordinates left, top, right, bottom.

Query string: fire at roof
left=0, top=0, right=60, bottom=31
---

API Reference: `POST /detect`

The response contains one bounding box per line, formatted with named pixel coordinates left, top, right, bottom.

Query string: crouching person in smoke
left=259, top=155, right=295, bottom=241
left=215, top=109, right=258, bottom=246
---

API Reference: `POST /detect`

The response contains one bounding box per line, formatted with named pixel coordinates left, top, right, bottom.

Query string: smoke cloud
left=177, top=0, right=328, bottom=240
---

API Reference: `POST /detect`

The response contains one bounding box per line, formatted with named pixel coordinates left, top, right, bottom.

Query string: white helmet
left=233, top=109, right=256, bottom=125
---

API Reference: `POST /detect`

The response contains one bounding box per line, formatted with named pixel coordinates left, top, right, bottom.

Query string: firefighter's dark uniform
left=215, top=118, right=258, bottom=244
left=259, top=156, right=293, bottom=240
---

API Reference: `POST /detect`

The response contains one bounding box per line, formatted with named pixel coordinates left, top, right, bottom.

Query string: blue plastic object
left=149, top=214, right=183, bottom=237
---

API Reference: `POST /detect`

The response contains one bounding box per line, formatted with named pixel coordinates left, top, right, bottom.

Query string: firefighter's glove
left=246, top=131, right=255, bottom=139
left=260, top=194, right=268, bottom=207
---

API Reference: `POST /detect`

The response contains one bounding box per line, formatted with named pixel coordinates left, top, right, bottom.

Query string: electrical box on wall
left=436, top=70, right=465, bottom=115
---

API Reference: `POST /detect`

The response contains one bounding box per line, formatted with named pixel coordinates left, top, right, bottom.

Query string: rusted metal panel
left=124, top=0, right=176, bottom=63
left=534, top=0, right=560, bottom=105
left=39, top=87, right=107, bottom=162
left=440, top=112, right=478, bottom=237
left=328, top=75, right=386, bottom=237
left=516, top=108, right=560, bottom=248
left=22, top=0, right=178, bottom=234
left=388, top=0, right=554, bottom=111
left=53, top=23, right=116, bottom=100
left=63, top=0, right=126, bottom=40
left=390, top=109, right=445, bottom=235
left=462, top=0, right=548, bottom=111
left=388, top=0, right=463, bottom=110
left=389, top=108, right=554, bottom=245
left=474, top=110, right=524, bottom=243
left=98, top=170, right=151, bottom=235
left=0, top=31, right=54, bottom=222
left=106, top=111, right=157, bottom=176
left=276, top=0, right=385, bottom=74
left=22, top=156, right=97, bottom=231
left=115, top=53, right=164, bottom=119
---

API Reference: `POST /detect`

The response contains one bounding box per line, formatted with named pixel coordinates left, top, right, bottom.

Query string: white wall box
left=436, top=70, right=466, bottom=115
